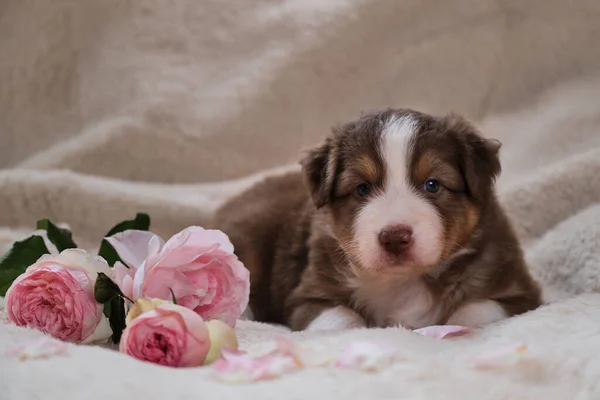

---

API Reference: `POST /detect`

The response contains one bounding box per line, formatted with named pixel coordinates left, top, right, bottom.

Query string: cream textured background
left=1, top=0, right=600, bottom=399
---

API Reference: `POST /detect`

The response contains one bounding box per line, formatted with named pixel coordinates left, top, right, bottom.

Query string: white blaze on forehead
left=353, top=114, right=444, bottom=270
left=381, top=115, right=418, bottom=183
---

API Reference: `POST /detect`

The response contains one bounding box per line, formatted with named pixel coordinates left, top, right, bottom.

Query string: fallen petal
left=253, top=336, right=335, bottom=368
left=267, top=336, right=304, bottom=366
left=272, top=336, right=297, bottom=356
left=413, top=325, right=472, bottom=339
left=472, top=343, right=528, bottom=369
left=213, top=349, right=299, bottom=383
left=297, top=347, right=338, bottom=367
left=5, top=337, right=69, bottom=361
left=335, top=341, right=397, bottom=372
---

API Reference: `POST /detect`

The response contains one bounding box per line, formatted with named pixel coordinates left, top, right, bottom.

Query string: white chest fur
left=350, top=275, right=442, bottom=329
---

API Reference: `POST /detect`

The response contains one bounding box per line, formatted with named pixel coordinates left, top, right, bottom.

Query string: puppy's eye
left=424, top=179, right=440, bottom=193
left=356, top=183, right=371, bottom=197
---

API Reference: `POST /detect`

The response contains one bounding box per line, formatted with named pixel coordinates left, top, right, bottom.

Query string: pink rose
left=5, top=249, right=113, bottom=344
left=106, top=227, right=250, bottom=327
left=120, top=303, right=210, bottom=367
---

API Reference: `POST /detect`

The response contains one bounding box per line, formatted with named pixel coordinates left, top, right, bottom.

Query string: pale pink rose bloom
left=106, top=226, right=250, bottom=327
left=5, top=249, right=113, bottom=344
left=110, top=230, right=163, bottom=303
left=119, top=303, right=210, bottom=367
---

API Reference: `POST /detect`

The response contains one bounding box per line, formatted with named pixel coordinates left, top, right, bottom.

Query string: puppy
left=212, top=108, right=542, bottom=331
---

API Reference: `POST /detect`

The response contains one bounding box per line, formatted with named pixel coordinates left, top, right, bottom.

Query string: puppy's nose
left=379, top=225, right=413, bottom=256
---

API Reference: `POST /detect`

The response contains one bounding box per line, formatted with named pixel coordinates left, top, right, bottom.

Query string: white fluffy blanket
left=2, top=0, right=600, bottom=398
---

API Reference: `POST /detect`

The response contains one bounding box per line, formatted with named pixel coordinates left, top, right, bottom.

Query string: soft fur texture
left=1, top=0, right=600, bottom=399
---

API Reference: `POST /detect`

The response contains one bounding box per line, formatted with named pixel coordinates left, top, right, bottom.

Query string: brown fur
left=212, top=108, right=542, bottom=330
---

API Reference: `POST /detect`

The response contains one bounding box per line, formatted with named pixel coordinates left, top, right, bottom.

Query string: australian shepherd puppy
left=213, top=108, right=542, bottom=331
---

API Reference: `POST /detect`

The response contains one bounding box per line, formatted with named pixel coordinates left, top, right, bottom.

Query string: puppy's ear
left=464, top=136, right=502, bottom=198
left=446, top=115, right=502, bottom=201
left=300, top=137, right=338, bottom=209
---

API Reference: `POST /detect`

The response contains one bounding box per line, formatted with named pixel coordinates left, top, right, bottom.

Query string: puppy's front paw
left=305, top=306, right=366, bottom=332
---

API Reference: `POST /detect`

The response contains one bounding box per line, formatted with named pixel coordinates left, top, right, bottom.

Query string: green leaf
left=36, top=219, right=77, bottom=252
left=94, top=272, right=129, bottom=344
left=169, top=288, right=178, bottom=305
left=98, top=213, right=150, bottom=267
left=104, top=296, right=126, bottom=344
left=104, top=213, right=151, bottom=237
left=94, top=272, right=125, bottom=303
left=0, top=235, right=50, bottom=296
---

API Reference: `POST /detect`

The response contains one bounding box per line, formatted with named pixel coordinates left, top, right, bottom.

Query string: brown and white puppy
left=212, top=108, right=542, bottom=331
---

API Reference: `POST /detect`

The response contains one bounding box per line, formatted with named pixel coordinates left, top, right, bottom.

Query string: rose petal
left=81, top=313, right=113, bottom=345
left=32, top=249, right=111, bottom=283
left=268, top=336, right=337, bottom=367
left=413, top=325, right=472, bottom=339
left=104, top=230, right=164, bottom=270
left=212, top=349, right=299, bottom=383
left=141, top=267, right=206, bottom=304
left=5, top=337, right=69, bottom=360
left=471, top=343, right=528, bottom=369
left=271, top=336, right=298, bottom=358
left=131, top=260, right=147, bottom=300
left=114, top=261, right=135, bottom=302
left=164, top=226, right=234, bottom=255
left=154, top=305, right=209, bottom=346
left=189, top=257, right=249, bottom=326
left=147, top=235, right=164, bottom=258
left=151, top=227, right=235, bottom=269
left=150, top=243, right=221, bottom=270
left=335, top=341, right=398, bottom=372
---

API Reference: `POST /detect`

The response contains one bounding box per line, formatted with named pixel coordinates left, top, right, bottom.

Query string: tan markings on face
left=414, top=151, right=464, bottom=192
left=415, top=150, right=438, bottom=182
left=330, top=149, right=385, bottom=267
left=358, top=155, right=379, bottom=181
left=441, top=204, right=478, bottom=258
left=413, top=149, right=481, bottom=260
left=336, top=154, right=383, bottom=196
left=442, top=220, right=461, bottom=259
left=464, top=203, right=480, bottom=237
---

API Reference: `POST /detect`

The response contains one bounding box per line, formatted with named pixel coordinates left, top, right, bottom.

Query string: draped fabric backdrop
left=1, top=1, right=600, bottom=399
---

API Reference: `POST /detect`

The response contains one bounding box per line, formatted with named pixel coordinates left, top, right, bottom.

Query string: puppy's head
left=300, top=109, right=501, bottom=276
